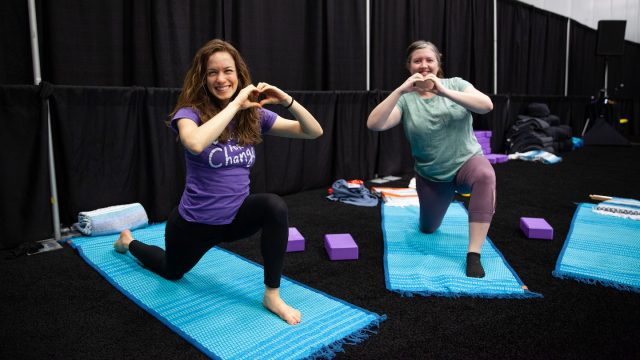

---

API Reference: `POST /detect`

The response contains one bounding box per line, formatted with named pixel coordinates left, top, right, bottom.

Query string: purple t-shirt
left=171, top=107, right=277, bottom=224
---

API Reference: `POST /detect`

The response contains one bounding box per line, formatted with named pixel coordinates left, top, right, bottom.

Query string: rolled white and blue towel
left=75, top=203, right=149, bottom=236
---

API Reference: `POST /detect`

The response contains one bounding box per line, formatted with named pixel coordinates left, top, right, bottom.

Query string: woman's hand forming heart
left=255, top=82, right=291, bottom=107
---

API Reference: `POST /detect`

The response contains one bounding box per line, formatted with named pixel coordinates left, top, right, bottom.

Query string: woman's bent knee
left=263, top=194, right=288, bottom=220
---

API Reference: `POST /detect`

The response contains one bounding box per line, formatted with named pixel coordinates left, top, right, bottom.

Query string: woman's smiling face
left=205, top=51, right=238, bottom=104
left=408, top=47, right=440, bottom=77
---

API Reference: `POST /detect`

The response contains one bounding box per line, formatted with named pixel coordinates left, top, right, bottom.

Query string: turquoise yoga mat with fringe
left=70, top=223, right=385, bottom=359
left=553, top=203, right=640, bottom=293
left=382, top=202, right=541, bottom=298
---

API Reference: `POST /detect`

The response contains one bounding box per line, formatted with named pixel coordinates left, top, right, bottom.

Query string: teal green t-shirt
left=397, top=77, right=482, bottom=182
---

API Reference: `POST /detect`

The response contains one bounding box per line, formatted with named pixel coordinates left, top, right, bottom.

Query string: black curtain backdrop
left=568, top=21, right=606, bottom=97
left=444, top=0, right=494, bottom=94
left=49, top=86, right=187, bottom=228
left=38, top=0, right=225, bottom=87
left=497, top=0, right=567, bottom=95
left=260, top=92, right=337, bottom=194
left=0, top=0, right=33, bottom=85
left=0, top=86, right=52, bottom=248
left=0, top=0, right=638, bottom=96
left=225, top=1, right=367, bottom=91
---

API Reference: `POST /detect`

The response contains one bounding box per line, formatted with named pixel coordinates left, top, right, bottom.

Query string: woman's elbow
left=477, top=100, right=493, bottom=114
left=366, top=118, right=379, bottom=131
left=367, top=121, right=385, bottom=131
left=182, top=140, right=204, bottom=155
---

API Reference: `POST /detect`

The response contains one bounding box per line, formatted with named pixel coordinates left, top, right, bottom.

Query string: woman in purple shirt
left=114, top=39, right=322, bottom=325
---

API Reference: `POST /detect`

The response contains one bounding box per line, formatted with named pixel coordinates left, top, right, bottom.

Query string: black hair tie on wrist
left=284, top=97, right=295, bottom=109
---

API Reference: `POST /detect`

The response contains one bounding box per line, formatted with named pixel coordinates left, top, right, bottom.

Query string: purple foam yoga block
left=324, top=233, right=358, bottom=260
left=520, top=217, right=553, bottom=239
left=474, top=130, right=492, bottom=138
left=286, top=227, right=305, bottom=252
left=485, top=154, right=508, bottom=164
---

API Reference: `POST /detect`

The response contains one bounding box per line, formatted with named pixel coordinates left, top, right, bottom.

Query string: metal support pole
left=493, top=0, right=498, bottom=94
left=28, top=0, right=61, bottom=241
left=564, top=19, right=570, bottom=96
left=366, top=0, right=371, bottom=91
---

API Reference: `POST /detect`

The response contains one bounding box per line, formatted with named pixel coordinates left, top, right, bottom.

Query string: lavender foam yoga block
left=287, top=227, right=305, bottom=252
left=324, top=233, right=359, bottom=260
left=520, top=217, right=553, bottom=239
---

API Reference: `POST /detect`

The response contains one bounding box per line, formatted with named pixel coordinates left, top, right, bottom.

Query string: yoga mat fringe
left=552, top=271, right=640, bottom=294
left=305, top=315, right=387, bottom=360
left=390, top=289, right=543, bottom=299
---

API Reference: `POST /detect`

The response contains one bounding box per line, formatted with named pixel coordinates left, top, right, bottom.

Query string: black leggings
left=129, top=193, right=289, bottom=288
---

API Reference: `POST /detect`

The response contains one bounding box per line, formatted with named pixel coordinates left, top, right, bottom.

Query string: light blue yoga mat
left=553, top=203, right=640, bottom=293
left=382, top=202, right=541, bottom=298
left=70, top=223, right=385, bottom=359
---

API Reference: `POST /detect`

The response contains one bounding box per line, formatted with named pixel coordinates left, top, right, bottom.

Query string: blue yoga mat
left=382, top=202, right=541, bottom=298
left=553, top=203, right=640, bottom=293
left=70, top=223, right=385, bottom=359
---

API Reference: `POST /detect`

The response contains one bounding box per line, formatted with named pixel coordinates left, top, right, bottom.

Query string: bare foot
left=262, top=287, right=301, bottom=325
left=114, top=229, right=133, bottom=254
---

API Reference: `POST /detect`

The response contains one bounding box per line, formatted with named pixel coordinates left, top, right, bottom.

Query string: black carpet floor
left=2, top=145, right=639, bottom=359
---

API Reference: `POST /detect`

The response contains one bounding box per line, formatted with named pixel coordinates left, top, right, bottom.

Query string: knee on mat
left=419, top=223, right=440, bottom=234
left=162, top=270, right=186, bottom=281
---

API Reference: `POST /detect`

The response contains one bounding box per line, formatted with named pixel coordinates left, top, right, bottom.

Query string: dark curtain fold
left=497, top=0, right=567, bottom=95
left=261, top=92, right=337, bottom=194
left=0, top=85, right=52, bottom=249
left=0, top=0, right=33, bottom=84
left=49, top=86, right=150, bottom=225
left=497, top=0, right=531, bottom=94
left=568, top=21, right=605, bottom=97
left=38, top=0, right=225, bottom=87
left=445, top=0, right=494, bottom=93
left=527, top=9, right=567, bottom=95
left=332, top=92, right=380, bottom=180
left=140, top=87, right=185, bottom=221
left=224, top=0, right=366, bottom=90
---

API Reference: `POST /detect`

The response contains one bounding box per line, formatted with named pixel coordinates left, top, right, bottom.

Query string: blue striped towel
left=382, top=202, right=541, bottom=298
left=70, top=223, right=385, bottom=359
left=75, top=202, right=148, bottom=236
left=554, top=203, right=640, bottom=293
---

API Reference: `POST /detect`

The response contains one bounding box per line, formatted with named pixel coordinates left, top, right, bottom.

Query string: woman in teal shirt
left=367, top=40, right=494, bottom=278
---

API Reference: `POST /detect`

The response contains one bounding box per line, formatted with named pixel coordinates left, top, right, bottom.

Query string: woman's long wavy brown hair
left=170, top=39, right=261, bottom=145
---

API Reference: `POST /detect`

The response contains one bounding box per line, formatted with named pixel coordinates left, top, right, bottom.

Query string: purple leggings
left=416, top=155, right=496, bottom=233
